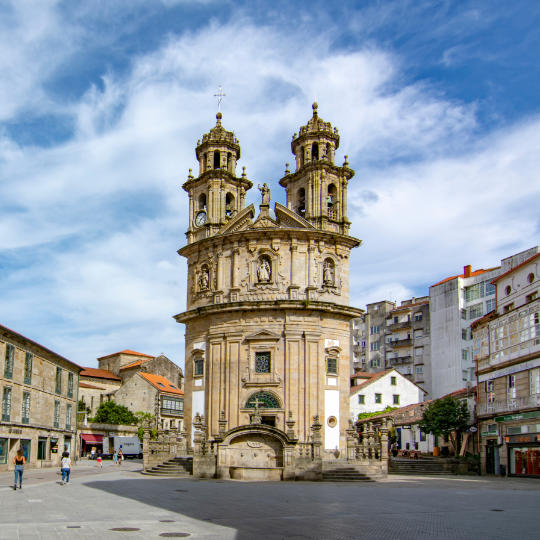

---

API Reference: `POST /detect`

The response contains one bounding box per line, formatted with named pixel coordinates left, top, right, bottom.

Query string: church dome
left=196, top=112, right=241, bottom=161
left=291, top=102, right=340, bottom=155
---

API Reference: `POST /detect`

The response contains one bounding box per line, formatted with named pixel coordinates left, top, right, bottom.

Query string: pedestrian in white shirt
left=61, top=452, right=72, bottom=485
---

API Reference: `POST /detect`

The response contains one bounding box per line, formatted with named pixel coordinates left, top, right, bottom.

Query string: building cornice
left=174, top=299, right=364, bottom=324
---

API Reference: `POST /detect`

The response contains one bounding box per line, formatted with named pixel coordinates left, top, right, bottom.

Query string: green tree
left=91, top=401, right=138, bottom=425
left=135, top=411, right=157, bottom=440
left=78, top=399, right=90, bottom=413
left=418, top=397, right=470, bottom=456
left=357, top=406, right=396, bottom=421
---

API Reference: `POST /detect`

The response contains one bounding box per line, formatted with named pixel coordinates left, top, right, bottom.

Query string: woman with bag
left=13, top=448, right=25, bottom=490
left=61, top=451, right=72, bottom=485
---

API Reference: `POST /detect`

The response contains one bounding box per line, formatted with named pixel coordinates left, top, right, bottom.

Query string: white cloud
left=0, top=10, right=538, bottom=368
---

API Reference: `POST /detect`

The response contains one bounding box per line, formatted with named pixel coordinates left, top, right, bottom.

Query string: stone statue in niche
left=198, top=266, right=209, bottom=290
left=323, top=259, right=335, bottom=286
left=258, top=183, right=270, bottom=205
left=257, top=258, right=271, bottom=282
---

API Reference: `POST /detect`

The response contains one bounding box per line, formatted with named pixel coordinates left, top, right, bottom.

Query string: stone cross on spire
left=214, top=85, right=226, bottom=112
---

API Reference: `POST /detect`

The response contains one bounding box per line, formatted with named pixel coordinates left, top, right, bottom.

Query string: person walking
left=117, top=449, right=123, bottom=465
left=113, top=449, right=118, bottom=465
left=61, top=452, right=72, bottom=485
left=96, top=449, right=103, bottom=468
left=13, top=448, right=25, bottom=490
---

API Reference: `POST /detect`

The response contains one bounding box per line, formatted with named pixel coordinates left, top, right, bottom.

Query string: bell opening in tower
left=213, top=151, right=220, bottom=169
left=225, top=192, right=235, bottom=218
left=297, top=187, right=306, bottom=216
left=312, top=142, right=319, bottom=161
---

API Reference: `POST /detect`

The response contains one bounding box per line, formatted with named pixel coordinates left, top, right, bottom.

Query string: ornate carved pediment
left=244, top=329, right=281, bottom=342
left=252, top=213, right=279, bottom=229
left=274, top=203, right=316, bottom=229
left=219, top=204, right=255, bottom=234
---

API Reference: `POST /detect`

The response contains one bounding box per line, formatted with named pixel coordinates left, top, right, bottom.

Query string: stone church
left=174, top=104, right=374, bottom=480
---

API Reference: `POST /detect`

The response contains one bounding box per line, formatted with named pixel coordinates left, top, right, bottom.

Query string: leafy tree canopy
left=418, top=397, right=470, bottom=455
left=357, top=406, right=397, bottom=421
left=91, top=401, right=138, bottom=425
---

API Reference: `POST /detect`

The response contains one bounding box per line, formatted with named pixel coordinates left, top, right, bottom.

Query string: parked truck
left=102, top=436, right=142, bottom=459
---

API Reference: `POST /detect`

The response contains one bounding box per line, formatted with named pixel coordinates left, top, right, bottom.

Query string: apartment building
left=430, top=264, right=501, bottom=398
left=473, top=246, right=540, bottom=477
left=0, top=324, right=81, bottom=471
left=351, top=297, right=430, bottom=391
left=351, top=301, right=395, bottom=373
left=385, top=297, right=431, bottom=393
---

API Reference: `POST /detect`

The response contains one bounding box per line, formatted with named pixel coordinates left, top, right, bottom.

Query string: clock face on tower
left=195, top=210, right=207, bottom=227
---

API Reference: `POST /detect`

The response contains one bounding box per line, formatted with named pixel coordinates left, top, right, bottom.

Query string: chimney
left=463, top=265, right=472, bottom=278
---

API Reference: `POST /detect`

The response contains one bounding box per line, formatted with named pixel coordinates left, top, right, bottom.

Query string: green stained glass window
left=255, top=351, right=271, bottom=373
left=245, top=391, right=280, bottom=409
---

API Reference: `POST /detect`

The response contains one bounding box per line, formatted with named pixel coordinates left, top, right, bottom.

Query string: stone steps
left=322, top=466, right=378, bottom=482
left=389, top=459, right=453, bottom=476
left=142, top=457, right=193, bottom=477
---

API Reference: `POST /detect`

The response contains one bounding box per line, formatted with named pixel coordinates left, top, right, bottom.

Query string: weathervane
left=214, top=85, right=226, bottom=112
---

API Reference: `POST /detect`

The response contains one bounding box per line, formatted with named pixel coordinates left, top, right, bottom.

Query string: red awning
left=80, top=433, right=103, bottom=443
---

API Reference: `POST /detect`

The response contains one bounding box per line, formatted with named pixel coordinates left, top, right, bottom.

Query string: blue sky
left=1, top=0, right=539, bottom=368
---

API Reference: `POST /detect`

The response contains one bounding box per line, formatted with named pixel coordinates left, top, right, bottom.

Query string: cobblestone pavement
left=0, top=464, right=539, bottom=539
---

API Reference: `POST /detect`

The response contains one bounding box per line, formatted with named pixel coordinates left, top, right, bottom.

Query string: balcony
left=388, top=320, right=411, bottom=332
left=389, top=355, right=412, bottom=365
left=389, top=338, right=412, bottom=348
left=161, top=408, right=184, bottom=417
left=477, top=393, right=540, bottom=416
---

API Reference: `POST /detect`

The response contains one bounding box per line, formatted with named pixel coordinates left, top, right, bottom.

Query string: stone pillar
left=380, top=419, right=390, bottom=463
left=286, top=411, right=296, bottom=440
left=346, top=420, right=357, bottom=461
left=142, top=422, right=151, bottom=471
left=218, top=410, right=227, bottom=437
left=310, top=415, right=322, bottom=459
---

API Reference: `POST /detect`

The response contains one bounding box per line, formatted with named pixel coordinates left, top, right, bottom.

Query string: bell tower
left=183, top=112, right=252, bottom=244
left=279, top=103, right=353, bottom=235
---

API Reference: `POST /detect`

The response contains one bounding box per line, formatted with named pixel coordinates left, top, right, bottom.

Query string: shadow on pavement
left=83, top=477, right=364, bottom=539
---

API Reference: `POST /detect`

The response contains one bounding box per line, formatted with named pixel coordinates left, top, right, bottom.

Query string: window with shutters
left=4, top=344, right=14, bottom=379
left=21, top=392, right=30, bottom=424
left=24, top=352, right=33, bottom=385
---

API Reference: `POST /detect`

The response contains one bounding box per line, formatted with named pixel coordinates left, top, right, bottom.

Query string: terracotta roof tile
left=80, top=367, right=121, bottom=381
left=138, top=372, right=184, bottom=396
left=350, top=369, right=394, bottom=393
left=79, top=381, right=105, bottom=390
left=120, top=358, right=151, bottom=370
left=431, top=267, right=499, bottom=287
left=97, top=349, right=154, bottom=361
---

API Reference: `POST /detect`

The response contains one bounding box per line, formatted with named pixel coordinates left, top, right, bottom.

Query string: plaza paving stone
left=0, top=461, right=539, bottom=539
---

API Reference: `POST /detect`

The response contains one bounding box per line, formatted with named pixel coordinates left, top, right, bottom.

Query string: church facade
left=175, top=104, right=366, bottom=479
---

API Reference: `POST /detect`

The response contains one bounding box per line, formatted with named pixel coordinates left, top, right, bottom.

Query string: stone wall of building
left=0, top=325, right=80, bottom=471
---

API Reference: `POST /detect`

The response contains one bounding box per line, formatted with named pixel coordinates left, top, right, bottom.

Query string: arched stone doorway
left=215, top=425, right=296, bottom=481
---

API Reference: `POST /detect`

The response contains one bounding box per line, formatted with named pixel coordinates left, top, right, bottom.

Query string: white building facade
left=350, top=369, right=426, bottom=420
left=430, top=264, right=500, bottom=398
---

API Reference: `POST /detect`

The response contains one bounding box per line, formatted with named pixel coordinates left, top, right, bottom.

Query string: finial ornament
left=343, top=155, right=349, bottom=167
left=214, top=85, right=226, bottom=112
left=242, top=166, right=247, bottom=178
left=285, top=163, right=290, bottom=174
left=312, top=102, right=318, bottom=118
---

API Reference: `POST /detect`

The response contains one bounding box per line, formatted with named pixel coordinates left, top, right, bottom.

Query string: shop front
left=496, top=411, right=540, bottom=477
left=80, top=433, right=104, bottom=457
left=507, top=435, right=540, bottom=477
